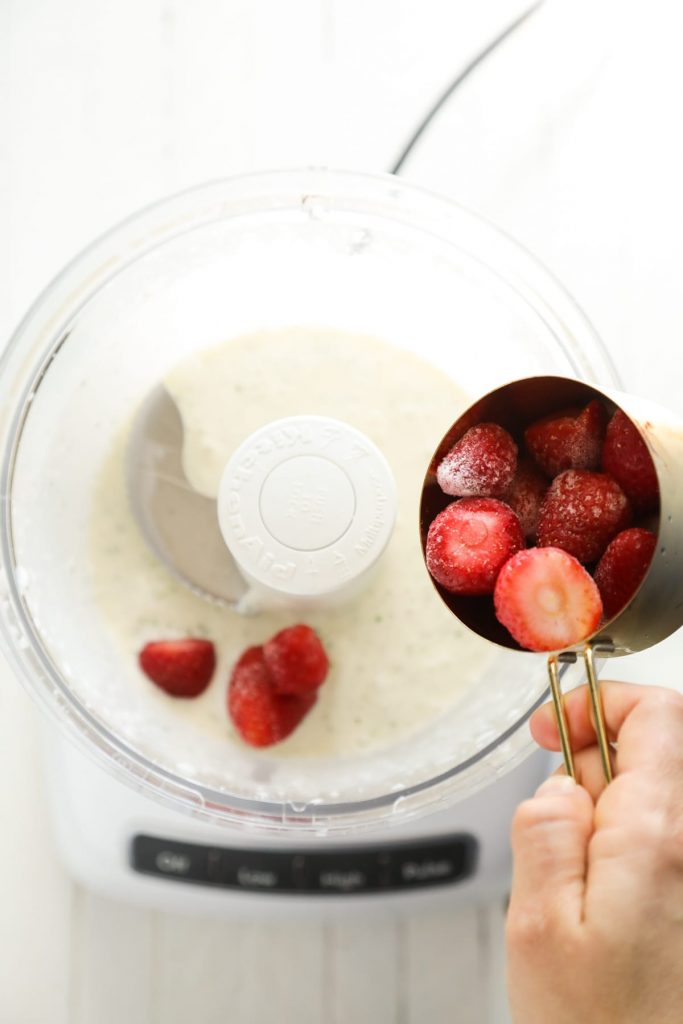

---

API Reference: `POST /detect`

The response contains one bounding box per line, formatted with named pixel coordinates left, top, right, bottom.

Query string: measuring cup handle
left=545, top=647, right=614, bottom=786
left=583, top=645, right=614, bottom=784
left=547, top=655, right=576, bottom=780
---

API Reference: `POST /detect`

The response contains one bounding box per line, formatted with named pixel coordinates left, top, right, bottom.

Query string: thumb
left=508, top=774, right=594, bottom=933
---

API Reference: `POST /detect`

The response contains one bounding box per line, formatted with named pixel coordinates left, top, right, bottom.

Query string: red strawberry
left=436, top=423, right=517, bottom=498
left=426, top=498, right=524, bottom=595
left=537, top=469, right=631, bottom=564
left=524, top=400, right=606, bottom=477
left=494, top=547, right=603, bottom=652
left=263, top=624, right=329, bottom=696
left=594, top=527, right=657, bottom=620
left=139, top=638, right=216, bottom=697
left=601, top=409, right=659, bottom=513
left=502, top=458, right=548, bottom=541
left=228, top=646, right=316, bottom=747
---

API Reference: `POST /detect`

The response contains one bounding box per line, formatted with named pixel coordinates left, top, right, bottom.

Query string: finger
left=508, top=774, right=594, bottom=933
left=530, top=680, right=671, bottom=752
left=585, top=770, right=678, bottom=933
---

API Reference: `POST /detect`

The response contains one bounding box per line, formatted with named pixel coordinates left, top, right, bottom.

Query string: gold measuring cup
left=420, top=375, right=683, bottom=784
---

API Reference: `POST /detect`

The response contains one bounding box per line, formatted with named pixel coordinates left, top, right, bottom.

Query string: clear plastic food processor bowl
left=0, top=170, right=618, bottom=834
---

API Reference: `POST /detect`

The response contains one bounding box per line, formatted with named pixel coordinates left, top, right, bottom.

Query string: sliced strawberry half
left=537, top=469, right=631, bottom=564
left=502, top=458, right=548, bottom=541
left=139, top=638, right=216, bottom=697
left=524, top=400, right=606, bottom=477
left=228, top=646, right=316, bottom=748
left=436, top=423, right=517, bottom=498
left=601, top=409, right=659, bottom=513
left=426, top=497, right=524, bottom=595
left=594, top=527, right=657, bottom=620
left=494, top=547, right=603, bottom=652
left=263, top=624, right=329, bottom=696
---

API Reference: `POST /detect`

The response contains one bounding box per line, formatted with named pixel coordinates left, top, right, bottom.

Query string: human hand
left=507, top=681, right=683, bottom=1024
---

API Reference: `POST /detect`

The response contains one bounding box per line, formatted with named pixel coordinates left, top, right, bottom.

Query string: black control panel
left=131, top=834, right=478, bottom=895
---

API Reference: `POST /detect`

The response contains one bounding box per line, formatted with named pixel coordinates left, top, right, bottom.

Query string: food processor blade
left=126, top=385, right=248, bottom=604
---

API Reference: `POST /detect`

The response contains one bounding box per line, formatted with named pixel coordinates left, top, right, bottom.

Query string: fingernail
left=535, top=774, right=577, bottom=797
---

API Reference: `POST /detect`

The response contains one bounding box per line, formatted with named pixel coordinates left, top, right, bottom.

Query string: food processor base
left=43, top=728, right=555, bottom=917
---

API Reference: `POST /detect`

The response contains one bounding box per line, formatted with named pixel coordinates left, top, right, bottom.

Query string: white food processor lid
left=0, top=169, right=619, bottom=834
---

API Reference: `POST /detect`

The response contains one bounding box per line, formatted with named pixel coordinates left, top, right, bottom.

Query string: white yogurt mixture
left=89, top=327, right=492, bottom=757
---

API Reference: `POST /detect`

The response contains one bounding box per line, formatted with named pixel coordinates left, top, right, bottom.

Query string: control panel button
left=299, top=852, right=381, bottom=894
left=131, top=836, right=210, bottom=884
left=390, top=838, right=475, bottom=889
left=221, top=850, right=295, bottom=892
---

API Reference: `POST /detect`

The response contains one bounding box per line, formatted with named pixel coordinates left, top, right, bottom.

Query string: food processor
left=0, top=169, right=619, bottom=912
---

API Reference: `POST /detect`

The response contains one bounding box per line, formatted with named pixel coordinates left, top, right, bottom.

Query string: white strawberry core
left=535, top=583, right=565, bottom=615
left=461, top=519, right=488, bottom=547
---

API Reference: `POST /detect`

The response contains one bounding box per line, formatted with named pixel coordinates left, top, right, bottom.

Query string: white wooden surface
left=3, top=0, right=683, bottom=1021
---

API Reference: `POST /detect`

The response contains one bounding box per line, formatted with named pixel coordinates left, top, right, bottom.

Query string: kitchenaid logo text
left=228, top=422, right=359, bottom=491
left=224, top=490, right=297, bottom=581
left=353, top=474, right=389, bottom=557
left=228, top=424, right=317, bottom=489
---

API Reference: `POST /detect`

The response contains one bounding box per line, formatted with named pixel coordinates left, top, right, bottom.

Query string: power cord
left=389, top=1, right=545, bottom=176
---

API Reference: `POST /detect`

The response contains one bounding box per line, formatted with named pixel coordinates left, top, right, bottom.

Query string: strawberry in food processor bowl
left=0, top=169, right=621, bottom=835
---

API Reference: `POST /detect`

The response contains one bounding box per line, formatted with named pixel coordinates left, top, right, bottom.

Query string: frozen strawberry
left=263, top=624, right=329, bottom=696
left=228, top=646, right=316, bottom=747
left=494, top=547, right=603, bottom=652
left=426, top=497, right=524, bottom=595
left=139, top=638, right=216, bottom=697
left=436, top=423, right=517, bottom=498
left=536, top=469, right=631, bottom=564
left=602, top=409, right=659, bottom=513
left=594, top=527, right=657, bottom=620
left=524, top=400, right=606, bottom=477
left=502, top=459, right=548, bottom=541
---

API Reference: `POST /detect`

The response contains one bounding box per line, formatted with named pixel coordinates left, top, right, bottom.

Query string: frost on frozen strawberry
left=228, top=646, right=316, bottom=748
left=493, top=547, right=603, bottom=652
left=138, top=638, right=216, bottom=698
left=263, top=624, right=329, bottom=696
left=601, top=409, right=659, bottom=513
left=536, top=469, right=631, bottom=564
left=436, top=423, right=517, bottom=498
left=524, top=400, right=606, bottom=477
left=426, top=497, right=524, bottom=595
left=594, top=527, right=657, bottom=620
left=502, top=459, right=548, bottom=541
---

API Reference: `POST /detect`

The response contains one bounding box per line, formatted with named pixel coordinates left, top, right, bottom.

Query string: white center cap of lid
left=217, top=415, right=397, bottom=602
left=259, top=455, right=356, bottom=551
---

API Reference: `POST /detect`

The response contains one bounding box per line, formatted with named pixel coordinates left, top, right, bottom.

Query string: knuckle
left=637, top=822, right=667, bottom=855
left=507, top=905, right=584, bottom=964
left=511, top=799, right=542, bottom=836
left=652, top=687, right=683, bottom=710
left=657, top=816, right=683, bottom=872
left=642, top=687, right=683, bottom=725
left=506, top=907, right=550, bottom=950
left=625, top=688, right=683, bottom=757
left=601, top=804, right=683, bottom=868
left=511, top=801, right=558, bottom=854
left=626, top=808, right=668, bottom=849
left=607, top=771, right=650, bottom=809
left=511, top=792, right=589, bottom=848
